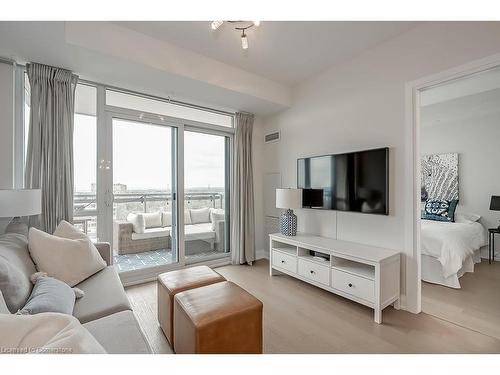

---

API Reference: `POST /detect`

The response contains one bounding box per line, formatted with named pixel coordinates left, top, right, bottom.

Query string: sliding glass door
left=184, top=130, right=231, bottom=264
left=108, top=116, right=178, bottom=274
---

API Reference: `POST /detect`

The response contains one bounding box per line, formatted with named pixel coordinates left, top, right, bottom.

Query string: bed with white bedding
left=421, top=219, right=487, bottom=288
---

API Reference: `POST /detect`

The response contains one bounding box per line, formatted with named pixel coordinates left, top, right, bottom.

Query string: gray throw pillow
left=18, top=276, right=76, bottom=315
left=0, top=256, right=33, bottom=313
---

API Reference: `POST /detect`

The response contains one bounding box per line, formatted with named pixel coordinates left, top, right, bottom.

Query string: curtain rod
left=0, top=57, right=236, bottom=118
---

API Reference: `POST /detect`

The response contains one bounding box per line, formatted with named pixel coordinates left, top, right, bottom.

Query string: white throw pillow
left=184, top=210, right=192, bottom=225
left=127, top=213, right=145, bottom=234
left=190, top=208, right=211, bottom=224
left=142, top=212, right=162, bottom=228
left=210, top=209, right=225, bottom=231
left=162, top=211, right=172, bottom=227
left=0, top=312, right=106, bottom=354
left=28, top=225, right=106, bottom=287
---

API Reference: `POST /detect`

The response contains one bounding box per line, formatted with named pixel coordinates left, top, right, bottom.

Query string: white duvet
left=421, top=220, right=487, bottom=278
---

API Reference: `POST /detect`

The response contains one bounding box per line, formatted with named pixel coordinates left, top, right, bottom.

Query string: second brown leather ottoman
left=157, top=265, right=225, bottom=347
left=173, top=281, right=263, bottom=354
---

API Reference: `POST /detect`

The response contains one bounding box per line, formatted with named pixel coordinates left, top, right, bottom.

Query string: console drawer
left=298, top=259, right=330, bottom=286
left=272, top=250, right=297, bottom=273
left=331, top=269, right=374, bottom=303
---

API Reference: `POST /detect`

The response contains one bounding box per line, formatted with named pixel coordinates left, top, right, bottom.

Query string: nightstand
left=488, top=228, right=500, bottom=264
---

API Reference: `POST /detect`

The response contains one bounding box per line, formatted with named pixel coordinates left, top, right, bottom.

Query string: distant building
left=91, top=183, right=127, bottom=193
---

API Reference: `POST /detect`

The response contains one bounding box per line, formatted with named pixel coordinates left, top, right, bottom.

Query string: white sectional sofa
left=114, top=208, right=225, bottom=255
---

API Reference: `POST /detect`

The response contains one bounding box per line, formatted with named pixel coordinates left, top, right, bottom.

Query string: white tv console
left=269, top=233, right=401, bottom=323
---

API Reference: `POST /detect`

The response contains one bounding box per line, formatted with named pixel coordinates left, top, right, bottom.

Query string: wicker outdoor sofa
left=113, top=208, right=225, bottom=255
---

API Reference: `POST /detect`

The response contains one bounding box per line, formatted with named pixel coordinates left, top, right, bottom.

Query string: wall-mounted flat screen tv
left=297, top=147, right=389, bottom=215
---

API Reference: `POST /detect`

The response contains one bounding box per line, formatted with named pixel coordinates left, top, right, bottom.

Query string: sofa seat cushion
left=185, top=224, right=215, bottom=241
left=73, top=266, right=131, bottom=323
left=83, top=310, right=151, bottom=354
left=131, top=227, right=170, bottom=241
left=0, top=233, right=36, bottom=313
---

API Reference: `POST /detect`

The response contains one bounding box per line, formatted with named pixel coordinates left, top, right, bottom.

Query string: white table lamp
left=276, top=188, right=302, bottom=236
left=0, top=189, right=42, bottom=217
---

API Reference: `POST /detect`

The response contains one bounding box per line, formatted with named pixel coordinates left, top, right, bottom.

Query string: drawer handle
left=348, top=283, right=353, bottom=288
left=281, top=260, right=286, bottom=264
left=310, top=270, right=315, bottom=274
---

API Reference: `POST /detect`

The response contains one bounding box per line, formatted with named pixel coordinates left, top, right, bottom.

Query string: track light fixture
left=209, top=21, right=260, bottom=50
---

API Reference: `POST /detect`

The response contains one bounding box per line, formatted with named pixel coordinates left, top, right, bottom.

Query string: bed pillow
left=422, top=199, right=459, bottom=222
left=18, top=276, right=76, bottom=316
left=28, top=227, right=106, bottom=287
left=455, top=212, right=481, bottom=224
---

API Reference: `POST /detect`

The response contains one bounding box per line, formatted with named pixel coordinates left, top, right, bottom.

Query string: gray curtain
left=231, top=112, right=256, bottom=265
left=25, top=63, right=78, bottom=233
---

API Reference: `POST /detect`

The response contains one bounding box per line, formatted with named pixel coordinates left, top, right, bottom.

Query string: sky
left=74, top=116, right=226, bottom=192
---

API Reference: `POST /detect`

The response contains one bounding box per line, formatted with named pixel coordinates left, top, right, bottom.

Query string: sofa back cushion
left=126, top=213, right=146, bottom=234
left=142, top=212, right=162, bottom=229
left=0, top=233, right=36, bottom=313
left=190, top=208, right=211, bottom=224
left=210, top=209, right=225, bottom=231
left=162, top=211, right=172, bottom=227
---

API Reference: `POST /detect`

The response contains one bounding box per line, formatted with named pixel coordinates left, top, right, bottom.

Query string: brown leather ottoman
left=173, top=281, right=263, bottom=354
left=157, top=266, right=225, bottom=347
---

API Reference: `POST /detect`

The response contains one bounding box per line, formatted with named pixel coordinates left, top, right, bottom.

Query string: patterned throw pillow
left=422, top=199, right=459, bottom=222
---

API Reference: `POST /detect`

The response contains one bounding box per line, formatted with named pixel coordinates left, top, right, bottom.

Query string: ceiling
left=116, top=21, right=420, bottom=86
left=421, top=65, right=500, bottom=128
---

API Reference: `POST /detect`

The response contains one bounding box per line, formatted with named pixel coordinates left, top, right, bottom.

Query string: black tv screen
left=297, top=147, right=389, bottom=215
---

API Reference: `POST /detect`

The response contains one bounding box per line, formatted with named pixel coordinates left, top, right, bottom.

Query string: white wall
left=0, top=62, right=14, bottom=232
left=258, top=22, right=500, bottom=309
left=421, top=110, right=500, bottom=257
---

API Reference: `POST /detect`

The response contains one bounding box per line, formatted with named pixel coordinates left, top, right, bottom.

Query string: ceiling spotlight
left=253, top=21, right=261, bottom=27
left=241, top=31, right=248, bottom=50
left=210, top=21, right=223, bottom=30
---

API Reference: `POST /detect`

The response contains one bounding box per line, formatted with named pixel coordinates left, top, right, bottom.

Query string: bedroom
left=419, top=65, right=500, bottom=338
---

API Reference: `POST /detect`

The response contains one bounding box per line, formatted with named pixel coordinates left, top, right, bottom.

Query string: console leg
left=393, top=299, right=401, bottom=310
left=374, top=309, right=382, bottom=324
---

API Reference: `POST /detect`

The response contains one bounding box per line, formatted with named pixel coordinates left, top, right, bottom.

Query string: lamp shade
left=490, top=195, right=500, bottom=211
left=0, top=189, right=42, bottom=217
left=276, top=188, right=302, bottom=209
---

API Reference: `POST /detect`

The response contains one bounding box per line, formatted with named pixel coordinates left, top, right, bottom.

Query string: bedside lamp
left=0, top=189, right=42, bottom=232
left=490, top=195, right=500, bottom=230
left=276, top=188, right=302, bottom=236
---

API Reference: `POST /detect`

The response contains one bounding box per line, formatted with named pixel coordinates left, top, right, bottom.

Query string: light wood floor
left=422, top=260, right=500, bottom=340
left=126, top=259, right=500, bottom=354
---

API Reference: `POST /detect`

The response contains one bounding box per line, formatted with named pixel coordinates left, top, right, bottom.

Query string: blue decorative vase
left=280, top=209, right=298, bottom=236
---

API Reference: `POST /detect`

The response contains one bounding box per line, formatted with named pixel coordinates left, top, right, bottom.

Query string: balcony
left=73, top=191, right=228, bottom=272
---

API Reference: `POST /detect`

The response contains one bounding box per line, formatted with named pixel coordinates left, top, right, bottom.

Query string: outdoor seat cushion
left=83, top=310, right=152, bottom=354
left=185, top=224, right=216, bottom=241
left=73, top=266, right=131, bottom=324
left=131, top=227, right=170, bottom=241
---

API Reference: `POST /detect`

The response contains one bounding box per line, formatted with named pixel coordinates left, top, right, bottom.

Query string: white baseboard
left=256, top=248, right=269, bottom=260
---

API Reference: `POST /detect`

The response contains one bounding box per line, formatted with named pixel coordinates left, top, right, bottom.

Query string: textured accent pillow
left=190, top=208, right=211, bottom=224
left=141, top=212, right=162, bottom=228
left=0, top=312, right=106, bottom=354
left=127, top=213, right=145, bottom=234
left=422, top=199, right=459, bottom=222
left=162, top=211, right=172, bottom=227
left=28, top=226, right=106, bottom=287
left=18, top=276, right=76, bottom=315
